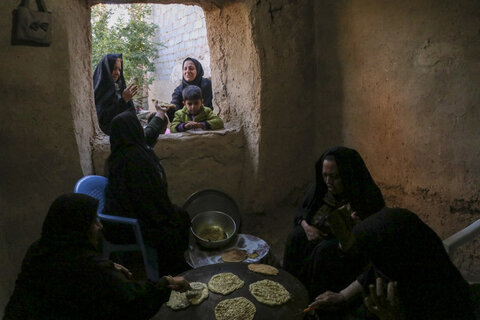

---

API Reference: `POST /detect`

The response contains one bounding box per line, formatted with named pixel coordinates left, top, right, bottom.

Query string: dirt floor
left=241, top=204, right=297, bottom=267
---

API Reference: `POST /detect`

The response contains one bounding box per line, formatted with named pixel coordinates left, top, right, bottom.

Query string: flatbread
left=247, top=263, right=279, bottom=276
left=151, top=99, right=176, bottom=109
left=247, top=251, right=259, bottom=259
left=221, top=249, right=248, bottom=262
left=166, top=290, right=190, bottom=310
left=166, top=282, right=208, bottom=310
left=187, top=282, right=209, bottom=305
left=249, top=279, right=290, bottom=306
left=208, top=273, right=244, bottom=295
left=214, top=297, right=256, bottom=320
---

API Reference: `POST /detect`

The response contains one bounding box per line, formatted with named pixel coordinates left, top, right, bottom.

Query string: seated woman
left=4, top=193, right=190, bottom=320
left=104, top=111, right=191, bottom=277
left=283, top=146, right=385, bottom=299
left=169, top=57, right=213, bottom=121
left=93, top=53, right=138, bottom=135
left=309, top=207, right=475, bottom=320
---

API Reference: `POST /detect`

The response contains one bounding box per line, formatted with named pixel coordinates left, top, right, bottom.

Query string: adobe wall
left=0, top=0, right=93, bottom=313
left=92, top=129, right=246, bottom=206
left=314, top=0, right=480, bottom=276
left=250, top=0, right=317, bottom=210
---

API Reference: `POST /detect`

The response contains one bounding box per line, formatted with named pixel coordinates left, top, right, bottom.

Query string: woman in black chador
left=4, top=193, right=190, bottom=320
left=104, top=111, right=191, bottom=277
left=169, top=57, right=213, bottom=121
left=354, top=207, right=475, bottom=320
left=283, top=146, right=385, bottom=299
left=93, top=53, right=138, bottom=135
left=309, top=207, right=475, bottom=320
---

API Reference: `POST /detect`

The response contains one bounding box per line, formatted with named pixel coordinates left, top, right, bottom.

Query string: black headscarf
left=354, top=207, right=474, bottom=319
left=106, top=112, right=166, bottom=219
left=93, top=53, right=135, bottom=135
left=40, top=193, right=99, bottom=246
left=108, top=111, right=159, bottom=168
left=110, top=111, right=148, bottom=153
left=301, top=146, right=385, bottom=224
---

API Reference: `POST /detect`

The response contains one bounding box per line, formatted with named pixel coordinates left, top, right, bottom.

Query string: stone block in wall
left=194, top=20, right=202, bottom=29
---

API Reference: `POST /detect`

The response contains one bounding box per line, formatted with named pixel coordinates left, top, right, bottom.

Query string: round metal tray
left=154, top=262, right=309, bottom=320
left=185, top=234, right=270, bottom=268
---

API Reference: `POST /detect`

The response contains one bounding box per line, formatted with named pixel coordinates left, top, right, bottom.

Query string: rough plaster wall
left=92, top=130, right=245, bottom=206
left=317, top=0, right=480, bottom=276
left=69, top=1, right=97, bottom=174
left=0, top=0, right=88, bottom=314
left=204, top=1, right=262, bottom=209
left=252, top=0, right=317, bottom=210
left=314, top=2, right=344, bottom=155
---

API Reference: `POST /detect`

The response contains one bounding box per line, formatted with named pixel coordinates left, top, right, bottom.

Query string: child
left=170, top=85, right=224, bottom=133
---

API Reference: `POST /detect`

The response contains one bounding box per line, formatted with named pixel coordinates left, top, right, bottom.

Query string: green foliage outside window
left=91, top=4, right=162, bottom=96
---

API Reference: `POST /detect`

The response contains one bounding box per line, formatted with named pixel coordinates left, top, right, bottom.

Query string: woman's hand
left=154, top=102, right=169, bottom=119
left=165, top=276, right=191, bottom=292
left=364, top=278, right=403, bottom=320
left=122, top=83, right=138, bottom=102
left=113, top=262, right=132, bottom=279
left=308, top=291, right=346, bottom=311
left=301, top=220, right=321, bottom=241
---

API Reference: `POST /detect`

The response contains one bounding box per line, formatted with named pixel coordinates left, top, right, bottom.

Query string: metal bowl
left=190, top=210, right=237, bottom=249
left=183, top=189, right=242, bottom=232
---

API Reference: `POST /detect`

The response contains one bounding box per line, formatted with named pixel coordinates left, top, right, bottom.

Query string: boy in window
left=170, top=85, right=224, bottom=133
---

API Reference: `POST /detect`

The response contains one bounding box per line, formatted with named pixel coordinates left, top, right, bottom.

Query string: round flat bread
left=215, top=297, right=256, bottom=320
left=249, top=279, right=290, bottom=306
left=166, top=290, right=190, bottom=310
left=187, top=282, right=209, bottom=305
left=221, top=249, right=248, bottom=262
left=247, top=263, right=279, bottom=275
left=247, top=251, right=259, bottom=259
left=166, top=282, right=209, bottom=309
left=208, top=272, right=244, bottom=295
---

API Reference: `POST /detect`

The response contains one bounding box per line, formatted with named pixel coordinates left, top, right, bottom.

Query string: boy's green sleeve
left=206, top=111, right=224, bottom=130
left=170, top=111, right=183, bottom=133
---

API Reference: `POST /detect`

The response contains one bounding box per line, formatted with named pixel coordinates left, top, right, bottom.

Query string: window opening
left=91, top=3, right=212, bottom=131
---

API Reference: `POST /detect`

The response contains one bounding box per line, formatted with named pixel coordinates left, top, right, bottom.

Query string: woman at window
left=283, top=146, right=385, bottom=300
left=169, top=57, right=213, bottom=121
left=4, top=193, right=190, bottom=320
left=93, top=53, right=138, bottom=135
left=103, top=111, right=191, bottom=278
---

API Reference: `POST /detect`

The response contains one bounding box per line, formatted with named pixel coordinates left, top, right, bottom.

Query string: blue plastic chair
left=74, top=175, right=159, bottom=281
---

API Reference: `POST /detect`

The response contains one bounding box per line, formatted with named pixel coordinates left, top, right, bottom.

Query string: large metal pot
left=190, top=211, right=237, bottom=249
